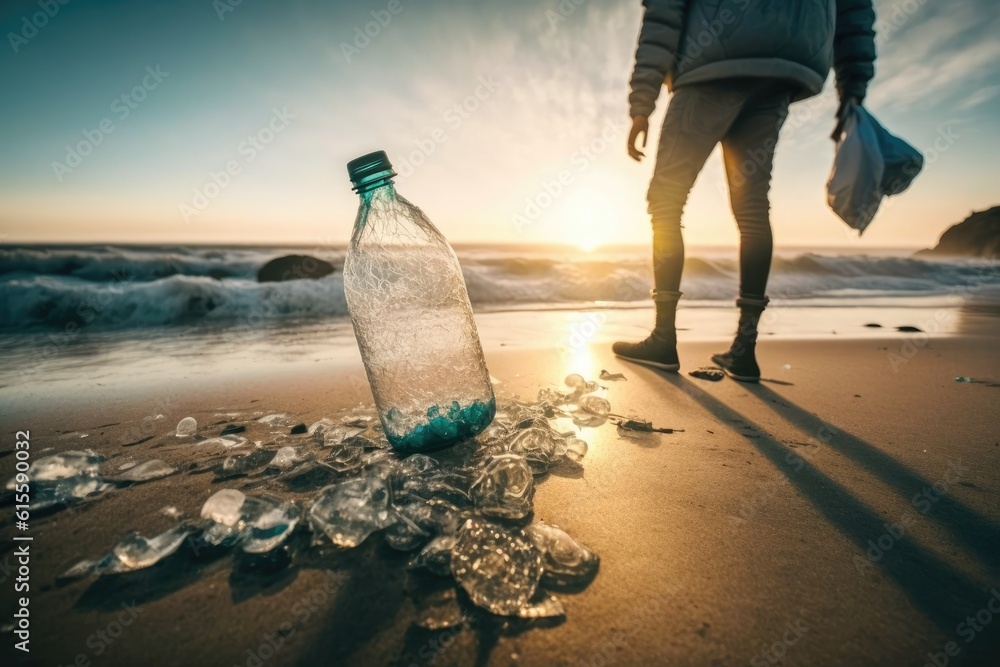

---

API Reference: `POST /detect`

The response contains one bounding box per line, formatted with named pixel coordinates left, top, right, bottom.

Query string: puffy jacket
left=628, top=0, right=876, bottom=117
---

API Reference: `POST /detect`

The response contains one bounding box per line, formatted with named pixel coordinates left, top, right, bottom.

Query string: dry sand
left=2, top=327, right=1000, bottom=666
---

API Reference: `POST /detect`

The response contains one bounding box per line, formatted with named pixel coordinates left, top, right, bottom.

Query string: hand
left=627, top=115, right=649, bottom=161
left=831, top=96, right=860, bottom=141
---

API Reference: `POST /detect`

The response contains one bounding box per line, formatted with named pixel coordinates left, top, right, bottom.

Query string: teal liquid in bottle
left=344, top=151, right=495, bottom=452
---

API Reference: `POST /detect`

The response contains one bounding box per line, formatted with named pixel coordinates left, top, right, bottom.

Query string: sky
left=0, top=0, right=998, bottom=250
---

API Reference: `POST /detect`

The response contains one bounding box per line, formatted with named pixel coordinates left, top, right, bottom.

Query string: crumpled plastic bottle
left=344, top=151, right=495, bottom=452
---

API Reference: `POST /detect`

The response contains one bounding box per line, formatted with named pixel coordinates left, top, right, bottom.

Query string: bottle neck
left=357, top=179, right=396, bottom=200
left=352, top=165, right=397, bottom=196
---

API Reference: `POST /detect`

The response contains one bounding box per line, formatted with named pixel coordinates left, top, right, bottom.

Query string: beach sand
left=3, top=317, right=1000, bottom=666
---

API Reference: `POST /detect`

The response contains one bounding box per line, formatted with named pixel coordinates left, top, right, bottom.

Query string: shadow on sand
left=658, top=371, right=1000, bottom=661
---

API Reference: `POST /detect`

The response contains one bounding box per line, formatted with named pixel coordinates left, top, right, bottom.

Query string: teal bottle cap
left=347, top=150, right=396, bottom=191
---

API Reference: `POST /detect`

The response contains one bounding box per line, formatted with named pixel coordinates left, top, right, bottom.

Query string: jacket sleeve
left=628, top=0, right=688, bottom=118
left=834, top=0, right=877, bottom=102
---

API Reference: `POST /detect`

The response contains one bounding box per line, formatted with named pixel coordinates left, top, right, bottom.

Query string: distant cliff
left=917, top=206, right=1000, bottom=259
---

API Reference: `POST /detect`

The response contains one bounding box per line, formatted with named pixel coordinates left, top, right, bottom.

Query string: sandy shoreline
left=2, top=326, right=1000, bottom=666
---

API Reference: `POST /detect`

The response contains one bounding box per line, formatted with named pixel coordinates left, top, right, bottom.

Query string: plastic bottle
left=344, top=150, right=495, bottom=451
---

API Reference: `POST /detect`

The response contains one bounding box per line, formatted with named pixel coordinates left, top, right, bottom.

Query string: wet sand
left=3, top=328, right=1000, bottom=666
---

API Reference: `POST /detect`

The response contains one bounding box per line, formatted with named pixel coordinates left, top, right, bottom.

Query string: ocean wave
left=0, top=245, right=996, bottom=330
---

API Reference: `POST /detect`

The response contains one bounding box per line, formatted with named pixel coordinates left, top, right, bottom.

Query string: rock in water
left=450, top=518, right=543, bottom=616
left=308, top=476, right=393, bottom=548
left=527, top=521, right=600, bottom=587
left=469, top=454, right=534, bottom=519
left=175, top=417, right=197, bottom=437
left=916, top=206, right=1000, bottom=258
left=257, top=255, right=335, bottom=282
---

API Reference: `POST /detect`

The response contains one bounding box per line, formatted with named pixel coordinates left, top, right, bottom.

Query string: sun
left=561, top=189, right=617, bottom=252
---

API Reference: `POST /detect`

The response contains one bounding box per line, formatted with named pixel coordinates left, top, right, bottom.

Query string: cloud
left=956, top=84, right=1000, bottom=111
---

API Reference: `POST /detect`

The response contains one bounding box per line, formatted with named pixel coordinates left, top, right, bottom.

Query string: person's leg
left=614, top=81, right=750, bottom=371
left=712, top=82, right=793, bottom=381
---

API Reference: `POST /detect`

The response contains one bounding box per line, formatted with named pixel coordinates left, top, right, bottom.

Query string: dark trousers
left=647, top=78, right=794, bottom=299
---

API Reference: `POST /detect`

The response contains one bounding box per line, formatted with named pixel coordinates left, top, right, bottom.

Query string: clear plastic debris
left=527, top=521, right=600, bottom=587
left=469, top=454, right=534, bottom=519
left=507, top=428, right=567, bottom=475
left=7, top=449, right=111, bottom=510
left=579, top=396, right=611, bottom=417
left=402, top=454, right=439, bottom=474
left=308, top=476, right=393, bottom=548
left=218, top=449, right=275, bottom=478
left=201, top=489, right=246, bottom=526
left=63, top=524, right=194, bottom=579
left=111, top=459, right=176, bottom=483
left=451, top=518, right=543, bottom=616
left=271, top=446, right=304, bottom=470
left=112, top=525, right=193, bottom=570
left=341, top=415, right=374, bottom=428
left=517, top=593, right=566, bottom=620
left=399, top=497, right=463, bottom=536
left=198, top=435, right=248, bottom=449
left=599, top=370, right=627, bottom=381
left=307, top=418, right=337, bottom=435
left=323, top=444, right=366, bottom=474
left=257, top=413, right=288, bottom=424
left=17, top=450, right=102, bottom=483
left=383, top=511, right=429, bottom=551
left=409, top=535, right=457, bottom=576
left=414, top=588, right=466, bottom=630
left=46, top=374, right=606, bottom=629
left=175, top=417, right=197, bottom=437
left=240, top=497, right=300, bottom=554
left=564, top=438, right=588, bottom=464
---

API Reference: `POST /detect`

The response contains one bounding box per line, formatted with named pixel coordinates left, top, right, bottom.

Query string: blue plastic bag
left=827, top=105, right=923, bottom=234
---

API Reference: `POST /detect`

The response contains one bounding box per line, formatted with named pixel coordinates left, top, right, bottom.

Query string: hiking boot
left=613, top=333, right=680, bottom=372
left=713, top=294, right=768, bottom=382
left=711, top=350, right=760, bottom=382
left=612, top=289, right=682, bottom=372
